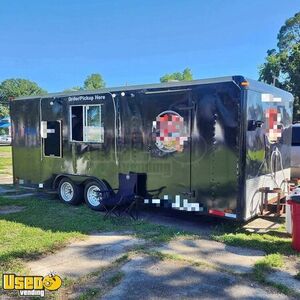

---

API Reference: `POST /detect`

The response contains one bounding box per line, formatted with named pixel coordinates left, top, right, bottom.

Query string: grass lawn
left=0, top=196, right=186, bottom=277
left=0, top=146, right=12, bottom=176
left=0, top=146, right=12, bottom=153
left=211, top=228, right=294, bottom=255
left=211, top=221, right=294, bottom=255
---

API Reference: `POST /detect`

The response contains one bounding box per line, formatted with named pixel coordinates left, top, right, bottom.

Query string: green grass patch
left=108, top=271, right=124, bottom=286
left=0, top=196, right=188, bottom=277
left=211, top=223, right=294, bottom=255
left=253, top=254, right=284, bottom=281
left=77, top=288, right=100, bottom=300
left=251, top=254, right=299, bottom=297
left=267, top=282, right=294, bottom=296
left=0, top=146, right=12, bottom=153
left=0, top=157, right=12, bottom=174
left=0, top=146, right=12, bottom=175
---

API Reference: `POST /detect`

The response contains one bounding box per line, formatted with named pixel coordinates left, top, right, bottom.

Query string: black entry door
left=141, top=90, right=192, bottom=197
left=44, top=121, right=62, bottom=157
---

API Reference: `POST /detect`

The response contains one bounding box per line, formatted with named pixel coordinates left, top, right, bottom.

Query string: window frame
left=69, top=104, right=104, bottom=143
left=43, top=120, right=63, bottom=158
left=292, top=126, right=300, bottom=146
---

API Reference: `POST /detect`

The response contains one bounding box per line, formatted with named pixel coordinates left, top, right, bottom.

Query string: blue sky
left=0, top=0, right=299, bottom=92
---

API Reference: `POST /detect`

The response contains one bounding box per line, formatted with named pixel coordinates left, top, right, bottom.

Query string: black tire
left=58, top=177, right=83, bottom=205
left=84, top=180, right=109, bottom=211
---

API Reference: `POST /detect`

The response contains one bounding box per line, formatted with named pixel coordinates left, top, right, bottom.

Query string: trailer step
left=267, top=203, right=286, bottom=215
left=259, top=187, right=286, bottom=217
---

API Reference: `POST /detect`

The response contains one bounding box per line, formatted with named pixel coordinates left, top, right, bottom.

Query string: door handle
left=180, top=191, right=195, bottom=197
left=176, top=106, right=194, bottom=111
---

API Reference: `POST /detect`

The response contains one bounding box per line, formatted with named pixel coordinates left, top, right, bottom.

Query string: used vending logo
left=2, top=273, right=62, bottom=297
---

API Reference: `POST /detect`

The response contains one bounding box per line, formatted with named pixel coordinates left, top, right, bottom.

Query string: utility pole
left=272, top=75, right=278, bottom=86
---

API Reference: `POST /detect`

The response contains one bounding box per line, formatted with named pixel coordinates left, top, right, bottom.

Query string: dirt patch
left=154, top=237, right=265, bottom=274
left=244, top=217, right=283, bottom=233
left=267, top=256, right=300, bottom=294
left=0, top=205, right=25, bottom=215
left=102, top=255, right=289, bottom=300
left=26, top=233, right=145, bottom=278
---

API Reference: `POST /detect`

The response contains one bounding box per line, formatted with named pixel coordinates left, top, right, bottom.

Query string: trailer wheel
left=84, top=180, right=109, bottom=211
left=58, top=178, right=83, bottom=205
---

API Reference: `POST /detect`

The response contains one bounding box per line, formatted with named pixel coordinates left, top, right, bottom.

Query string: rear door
left=191, top=83, right=240, bottom=214
left=141, top=90, right=193, bottom=204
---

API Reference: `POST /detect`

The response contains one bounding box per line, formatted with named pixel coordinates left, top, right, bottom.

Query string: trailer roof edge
left=13, top=75, right=293, bottom=101
left=13, top=75, right=244, bottom=101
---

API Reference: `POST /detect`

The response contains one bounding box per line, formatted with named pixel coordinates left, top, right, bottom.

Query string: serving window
left=70, top=105, right=104, bottom=143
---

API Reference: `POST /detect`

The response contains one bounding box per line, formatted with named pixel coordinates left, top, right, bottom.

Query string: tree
left=258, top=49, right=283, bottom=86
left=259, top=12, right=300, bottom=122
left=63, top=86, right=83, bottom=93
left=83, top=73, right=105, bottom=90
left=0, top=104, right=9, bottom=118
left=277, top=12, right=300, bottom=52
left=160, top=68, right=193, bottom=83
left=0, top=78, right=47, bottom=118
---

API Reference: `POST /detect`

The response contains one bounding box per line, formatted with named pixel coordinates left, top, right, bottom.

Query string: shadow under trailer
left=10, top=76, right=294, bottom=221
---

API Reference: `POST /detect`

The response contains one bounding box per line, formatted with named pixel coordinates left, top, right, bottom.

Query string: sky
left=0, top=0, right=299, bottom=92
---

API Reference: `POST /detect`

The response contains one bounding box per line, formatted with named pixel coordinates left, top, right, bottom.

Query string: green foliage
left=0, top=104, right=9, bottom=118
left=63, top=73, right=105, bottom=92
left=83, top=73, right=105, bottom=90
left=258, top=49, right=283, bottom=87
left=160, top=68, right=193, bottom=83
left=277, top=12, right=300, bottom=52
left=0, top=78, right=46, bottom=118
left=259, top=11, right=300, bottom=122
left=0, top=78, right=46, bottom=101
left=63, top=86, right=83, bottom=93
left=0, top=128, right=8, bottom=135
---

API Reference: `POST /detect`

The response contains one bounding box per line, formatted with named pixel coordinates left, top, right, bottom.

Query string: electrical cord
left=254, top=132, right=288, bottom=194
left=107, top=92, right=119, bottom=166
left=270, top=146, right=288, bottom=194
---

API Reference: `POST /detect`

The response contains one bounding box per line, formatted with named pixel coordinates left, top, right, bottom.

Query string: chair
left=129, top=171, right=166, bottom=199
left=99, top=173, right=141, bottom=220
left=129, top=172, right=147, bottom=197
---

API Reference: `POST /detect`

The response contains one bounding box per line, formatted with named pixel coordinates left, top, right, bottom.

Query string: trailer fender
left=53, top=175, right=68, bottom=190
left=82, top=177, right=110, bottom=189
left=52, top=174, right=108, bottom=190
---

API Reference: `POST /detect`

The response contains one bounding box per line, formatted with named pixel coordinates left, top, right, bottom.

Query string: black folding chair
left=99, top=173, right=141, bottom=220
left=129, top=171, right=166, bottom=198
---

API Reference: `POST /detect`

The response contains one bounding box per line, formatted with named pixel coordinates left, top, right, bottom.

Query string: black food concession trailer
left=10, top=76, right=294, bottom=221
